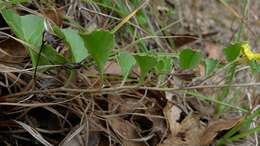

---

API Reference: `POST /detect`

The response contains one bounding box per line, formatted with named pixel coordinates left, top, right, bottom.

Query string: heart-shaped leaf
left=61, top=28, right=88, bottom=63
left=41, top=44, right=67, bottom=64
left=204, top=58, right=218, bottom=77
left=1, top=9, right=46, bottom=66
left=223, top=42, right=242, bottom=62
left=117, top=52, right=136, bottom=80
left=81, top=30, right=115, bottom=78
left=155, top=56, right=173, bottom=74
left=134, top=54, right=157, bottom=80
left=179, top=49, right=202, bottom=69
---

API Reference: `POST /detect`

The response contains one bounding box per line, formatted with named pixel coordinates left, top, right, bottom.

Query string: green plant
left=1, top=1, right=259, bottom=145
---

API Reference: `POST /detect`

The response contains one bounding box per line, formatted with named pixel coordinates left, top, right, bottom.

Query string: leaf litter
left=0, top=0, right=259, bottom=146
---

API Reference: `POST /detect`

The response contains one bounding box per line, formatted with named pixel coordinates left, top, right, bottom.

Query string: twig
left=2, top=82, right=260, bottom=99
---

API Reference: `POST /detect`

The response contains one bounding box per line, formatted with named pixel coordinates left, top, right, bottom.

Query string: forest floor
left=0, top=0, right=259, bottom=146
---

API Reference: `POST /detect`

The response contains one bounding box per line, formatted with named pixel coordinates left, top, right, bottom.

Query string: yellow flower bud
left=241, top=42, right=260, bottom=61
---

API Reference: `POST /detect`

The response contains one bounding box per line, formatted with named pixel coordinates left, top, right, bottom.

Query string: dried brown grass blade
left=15, top=120, right=53, bottom=146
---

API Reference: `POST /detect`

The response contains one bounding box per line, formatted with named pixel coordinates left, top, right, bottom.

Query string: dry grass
left=0, top=0, right=259, bottom=146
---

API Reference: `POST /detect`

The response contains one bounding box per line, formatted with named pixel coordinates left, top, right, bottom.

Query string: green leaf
left=41, top=44, right=67, bottom=64
left=249, top=60, right=260, bottom=74
left=155, top=56, right=173, bottom=74
left=117, top=52, right=136, bottom=80
left=53, top=25, right=64, bottom=38
left=179, top=49, right=202, bottom=69
left=8, top=0, right=30, bottom=4
left=204, top=58, right=218, bottom=77
left=1, top=9, right=45, bottom=66
left=80, top=30, right=115, bottom=78
left=223, top=42, right=242, bottom=62
left=134, top=54, right=157, bottom=80
left=61, top=28, right=88, bottom=63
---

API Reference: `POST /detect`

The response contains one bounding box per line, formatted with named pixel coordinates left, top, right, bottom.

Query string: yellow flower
left=241, top=42, right=260, bottom=61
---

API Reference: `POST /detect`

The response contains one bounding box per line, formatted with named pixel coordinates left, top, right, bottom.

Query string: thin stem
left=2, top=82, right=260, bottom=99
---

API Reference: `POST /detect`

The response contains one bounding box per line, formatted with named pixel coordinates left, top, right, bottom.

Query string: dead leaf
left=109, top=118, right=145, bottom=146
left=43, top=7, right=64, bottom=26
left=186, top=97, right=215, bottom=116
left=174, top=69, right=197, bottom=81
left=108, top=94, right=145, bottom=114
left=144, top=98, right=168, bottom=145
left=104, top=60, right=141, bottom=79
left=107, top=94, right=148, bottom=146
left=160, top=103, right=243, bottom=146
left=104, top=60, right=122, bottom=75
left=160, top=107, right=207, bottom=146
left=199, top=117, right=243, bottom=145
left=198, top=64, right=205, bottom=77
left=0, top=39, right=27, bottom=63
left=163, top=103, right=183, bottom=133
left=203, top=41, right=224, bottom=60
left=0, top=120, right=17, bottom=127
left=171, top=32, right=218, bottom=48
